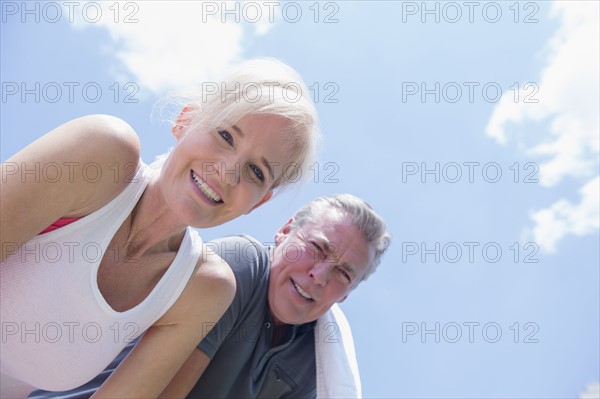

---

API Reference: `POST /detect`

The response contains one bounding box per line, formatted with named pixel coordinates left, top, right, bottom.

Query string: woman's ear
left=172, top=105, right=198, bottom=139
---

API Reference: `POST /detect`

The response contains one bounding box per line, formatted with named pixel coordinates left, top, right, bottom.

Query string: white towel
left=315, top=304, right=362, bottom=398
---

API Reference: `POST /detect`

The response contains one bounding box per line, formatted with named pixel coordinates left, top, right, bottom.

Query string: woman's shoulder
left=43, top=114, right=143, bottom=212
left=192, top=244, right=237, bottom=292
left=58, top=114, right=141, bottom=162
left=153, top=243, right=236, bottom=329
left=185, top=242, right=237, bottom=308
left=5, top=114, right=142, bottom=170
left=0, top=115, right=144, bottom=254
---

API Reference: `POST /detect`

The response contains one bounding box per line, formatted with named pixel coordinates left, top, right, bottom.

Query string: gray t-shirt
left=189, top=235, right=316, bottom=398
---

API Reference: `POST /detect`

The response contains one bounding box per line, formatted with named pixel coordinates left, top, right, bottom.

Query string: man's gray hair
left=290, top=194, right=391, bottom=281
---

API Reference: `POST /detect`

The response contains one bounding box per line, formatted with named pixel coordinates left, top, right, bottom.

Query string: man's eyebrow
left=322, top=240, right=334, bottom=255
left=316, top=237, right=358, bottom=278
left=312, top=233, right=332, bottom=253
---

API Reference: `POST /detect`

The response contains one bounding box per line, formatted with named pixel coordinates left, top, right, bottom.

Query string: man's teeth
left=293, top=281, right=312, bottom=300
left=191, top=171, right=222, bottom=202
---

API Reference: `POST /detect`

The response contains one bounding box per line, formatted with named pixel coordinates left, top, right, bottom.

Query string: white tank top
left=0, top=163, right=202, bottom=392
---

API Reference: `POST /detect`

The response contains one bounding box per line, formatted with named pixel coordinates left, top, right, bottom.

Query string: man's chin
left=269, top=303, right=323, bottom=325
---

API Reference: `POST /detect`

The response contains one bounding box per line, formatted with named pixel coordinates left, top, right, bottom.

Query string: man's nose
left=309, top=262, right=331, bottom=286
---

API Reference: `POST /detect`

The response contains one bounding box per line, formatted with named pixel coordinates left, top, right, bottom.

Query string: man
left=30, top=194, right=390, bottom=398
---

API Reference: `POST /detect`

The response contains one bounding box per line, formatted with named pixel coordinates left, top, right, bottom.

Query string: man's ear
left=274, top=217, right=295, bottom=245
left=172, top=105, right=198, bottom=139
left=246, top=190, right=273, bottom=214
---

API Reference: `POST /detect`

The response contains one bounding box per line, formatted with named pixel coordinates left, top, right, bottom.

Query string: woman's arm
left=91, top=252, right=236, bottom=398
left=1, top=114, right=140, bottom=261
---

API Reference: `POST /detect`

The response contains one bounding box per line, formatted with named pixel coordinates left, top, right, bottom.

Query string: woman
left=0, top=58, right=320, bottom=398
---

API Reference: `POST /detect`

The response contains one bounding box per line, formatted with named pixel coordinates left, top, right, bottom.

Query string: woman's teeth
left=191, top=171, right=222, bottom=202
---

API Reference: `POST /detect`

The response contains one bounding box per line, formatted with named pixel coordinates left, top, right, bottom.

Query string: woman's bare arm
left=91, top=251, right=236, bottom=398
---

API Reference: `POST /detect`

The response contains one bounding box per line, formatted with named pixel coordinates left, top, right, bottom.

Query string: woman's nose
left=220, top=161, right=240, bottom=186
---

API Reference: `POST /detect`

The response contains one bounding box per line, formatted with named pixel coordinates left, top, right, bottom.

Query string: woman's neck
left=123, top=174, right=189, bottom=259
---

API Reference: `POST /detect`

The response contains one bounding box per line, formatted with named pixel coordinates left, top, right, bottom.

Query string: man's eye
left=218, top=130, right=233, bottom=146
left=249, top=164, right=264, bottom=182
left=338, top=268, right=351, bottom=283
left=310, top=242, right=325, bottom=257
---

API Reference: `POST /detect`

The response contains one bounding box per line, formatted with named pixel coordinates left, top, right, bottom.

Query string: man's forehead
left=301, top=214, right=368, bottom=254
left=300, top=211, right=347, bottom=239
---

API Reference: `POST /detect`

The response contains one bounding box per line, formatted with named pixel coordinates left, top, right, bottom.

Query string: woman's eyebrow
left=231, top=124, right=244, bottom=136
left=261, top=157, right=275, bottom=181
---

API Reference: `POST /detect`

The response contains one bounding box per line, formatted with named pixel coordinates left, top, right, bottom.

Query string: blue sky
left=1, top=1, right=598, bottom=398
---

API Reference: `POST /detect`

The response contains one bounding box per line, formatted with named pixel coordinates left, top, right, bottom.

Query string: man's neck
left=271, top=323, right=291, bottom=347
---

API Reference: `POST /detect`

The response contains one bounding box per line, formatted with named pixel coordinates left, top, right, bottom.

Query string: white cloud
left=527, top=176, right=599, bottom=253
left=580, top=382, right=600, bottom=399
left=67, top=1, right=277, bottom=94
left=486, top=1, right=599, bottom=252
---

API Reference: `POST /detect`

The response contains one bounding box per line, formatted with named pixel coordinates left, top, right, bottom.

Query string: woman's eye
left=218, top=130, right=233, bottom=146
left=249, top=164, right=264, bottom=182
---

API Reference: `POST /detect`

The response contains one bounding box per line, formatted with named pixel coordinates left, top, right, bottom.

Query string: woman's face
left=160, top=114, right=293, bottom=228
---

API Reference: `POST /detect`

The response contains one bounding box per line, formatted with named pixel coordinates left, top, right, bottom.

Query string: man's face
left=268, top=210, right=375, bottom=325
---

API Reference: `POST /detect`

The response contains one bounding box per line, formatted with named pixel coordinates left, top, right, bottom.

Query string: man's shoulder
left=211, top=234, right=266, bottom=250
left=208, top=235, right=270, bottom=275
left=195, top=235, right=271, bottom=361
left=206, top=235, right=271, bottom=304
